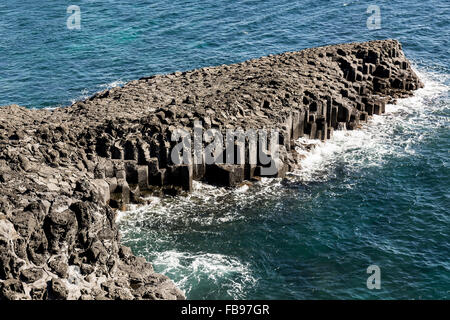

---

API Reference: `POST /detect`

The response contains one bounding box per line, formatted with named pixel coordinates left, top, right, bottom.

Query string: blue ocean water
left=1, top=1, right=449, bottom=299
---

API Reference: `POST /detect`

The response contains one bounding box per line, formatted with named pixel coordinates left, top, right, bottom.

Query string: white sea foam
left=150, top=250, right=257, bottom=299
left=68, top=80, right=125, bottom=106
left=99, top=80, right=126, bottom=89
left=70, top=88, right=90, bottom=105
left=117, top=178, right=283, bottom=227
left=290, top=67, right=449, bottom=183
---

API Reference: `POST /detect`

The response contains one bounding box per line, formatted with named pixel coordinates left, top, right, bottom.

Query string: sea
left=1, top=0, right=448, bottom=299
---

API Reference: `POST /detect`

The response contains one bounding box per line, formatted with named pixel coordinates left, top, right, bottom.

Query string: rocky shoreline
left=0, top=39, right=422, bottom=300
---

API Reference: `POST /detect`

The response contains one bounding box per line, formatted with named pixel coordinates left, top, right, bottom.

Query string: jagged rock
left=49, top=278, right=68, bottom=300
left=20, top=268, right=43, bottom=284
left=0, top=279, right=26, bottom=300
left=48, top=256, right=68, bottom=278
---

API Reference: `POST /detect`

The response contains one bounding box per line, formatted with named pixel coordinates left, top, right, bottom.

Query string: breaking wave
left=291, top=67, right=449, bottom=183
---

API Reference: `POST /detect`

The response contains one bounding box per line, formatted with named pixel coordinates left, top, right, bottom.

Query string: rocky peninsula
left=0, top=39, right=422, bottom=300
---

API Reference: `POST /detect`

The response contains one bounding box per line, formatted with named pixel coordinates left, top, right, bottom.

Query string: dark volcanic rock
left=0, top=39, right=421, bottom=300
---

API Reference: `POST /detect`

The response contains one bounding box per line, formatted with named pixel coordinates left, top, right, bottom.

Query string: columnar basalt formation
left=0, top=39, right=422, bottom=299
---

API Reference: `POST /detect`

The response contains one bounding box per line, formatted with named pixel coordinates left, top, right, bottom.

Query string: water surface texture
left=1, top=1, right=449, bottom=299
